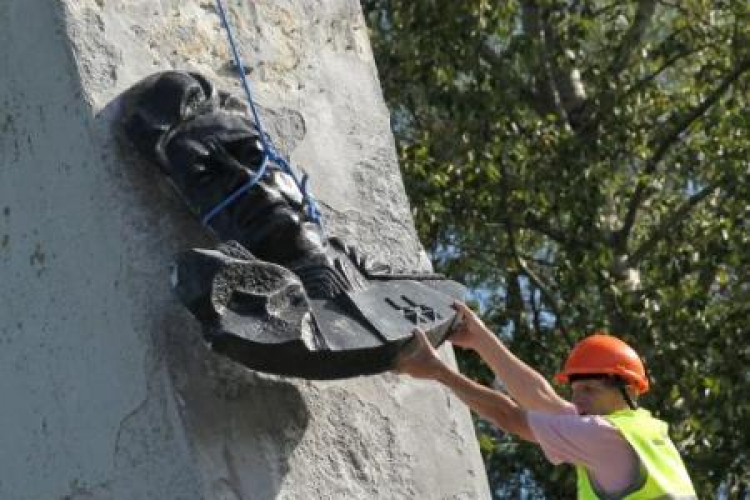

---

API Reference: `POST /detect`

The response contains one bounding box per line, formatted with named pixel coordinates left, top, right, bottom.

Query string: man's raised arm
left=450, top=302, right=571, bottom=414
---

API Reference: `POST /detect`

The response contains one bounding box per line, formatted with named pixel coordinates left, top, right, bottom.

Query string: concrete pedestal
left=0, top=1, right=490, bottom=498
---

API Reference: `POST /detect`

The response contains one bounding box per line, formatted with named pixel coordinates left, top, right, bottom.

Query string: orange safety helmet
left=554, top=333, right=650, bottom=394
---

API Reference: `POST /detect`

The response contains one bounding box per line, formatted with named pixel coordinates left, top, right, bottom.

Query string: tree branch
left=609, top=0, right=658, bottom=78
left=544, top=26, right=587, bottom=119
left=651, top=59, right=750, bottom=167
left=520, top=212, right=571, bottom=245
left=481, top=212, right=576, bottom=247
left=529, top=283, right=543, bottom=335
left=629, top=181, right=721, bottom=264
left=499, top=137, right=572, bottom=346
left=505, top=223, right=573, bottom=346
left=574, top=22, right=695, bottom=141
left=596, top=269, right=633, bottom=335
left=522, top=1, right=590, bottom=129
left=617, top=57, right=750, bottom=244
left=515, top=253, right=573, bottom=347
left=620, top=45, right=708, bottom=104
left=520, top=3, right=558, bottom=115
left=452, top=238, right=557, bottom=268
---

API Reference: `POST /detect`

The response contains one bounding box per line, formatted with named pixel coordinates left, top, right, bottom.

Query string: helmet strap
left=614, top=379, right=638, bottom=410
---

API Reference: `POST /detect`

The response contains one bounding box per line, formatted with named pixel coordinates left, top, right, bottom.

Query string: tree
left=362, top=1, right=750, bottom=497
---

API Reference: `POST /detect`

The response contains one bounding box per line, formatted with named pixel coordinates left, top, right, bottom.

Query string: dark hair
left=568, top=373, right=622, bottom=387
left=568, top=373, right=638, bottom=409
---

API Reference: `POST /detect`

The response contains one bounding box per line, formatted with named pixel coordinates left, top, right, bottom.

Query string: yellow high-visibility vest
left=576, top=408, right=697, bottom=499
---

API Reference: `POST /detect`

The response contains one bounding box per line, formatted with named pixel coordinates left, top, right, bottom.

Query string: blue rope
left=204, top=0, right=323, bottom=228
left=200, top=155, right=270, bottom=224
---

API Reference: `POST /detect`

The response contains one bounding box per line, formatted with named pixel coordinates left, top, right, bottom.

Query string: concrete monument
left=0, top=1, right=490, bottom=498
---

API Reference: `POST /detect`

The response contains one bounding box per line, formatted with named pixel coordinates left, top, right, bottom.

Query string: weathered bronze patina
left=118, top=71, right=463, bottom=379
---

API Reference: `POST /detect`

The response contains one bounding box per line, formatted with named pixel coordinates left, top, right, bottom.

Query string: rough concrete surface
left=0, top=1, right=491, bottom=499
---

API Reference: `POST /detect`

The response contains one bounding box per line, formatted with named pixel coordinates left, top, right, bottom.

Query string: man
left=396, top=302, right=697, bottom=499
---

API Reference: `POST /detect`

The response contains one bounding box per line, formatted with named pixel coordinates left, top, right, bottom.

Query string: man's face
left=570, top=378, right=625, bottom=416
left=121, top=71, right=326, bottom=265
left=228, top=168, right=325, bottom=263
left=163, top=115, right=325, bottom=264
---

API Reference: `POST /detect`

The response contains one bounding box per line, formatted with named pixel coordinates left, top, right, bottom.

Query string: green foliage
left=363, top=0, right=750, bottom=497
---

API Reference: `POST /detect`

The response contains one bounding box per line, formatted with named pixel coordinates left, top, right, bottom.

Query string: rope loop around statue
left=203, top=0, right=324, bottom=229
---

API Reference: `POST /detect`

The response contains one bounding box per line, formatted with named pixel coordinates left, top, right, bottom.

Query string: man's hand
left=394, top=328, right=448, bottom=380
left=449, top=301, right=488, bottom=351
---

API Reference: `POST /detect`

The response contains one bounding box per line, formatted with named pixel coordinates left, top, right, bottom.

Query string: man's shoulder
left=527, top=410, right=624, bottom=458
left=528, top=409, right=636, bottom=478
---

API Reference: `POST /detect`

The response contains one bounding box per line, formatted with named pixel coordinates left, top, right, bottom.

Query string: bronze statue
left=118, top=71, right=462, bottom=379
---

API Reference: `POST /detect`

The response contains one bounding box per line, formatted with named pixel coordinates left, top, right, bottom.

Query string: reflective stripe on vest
left=576, top=408, right=697, bottom=499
